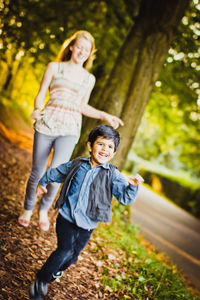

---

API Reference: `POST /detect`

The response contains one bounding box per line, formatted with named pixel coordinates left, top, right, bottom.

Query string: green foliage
left=127, top=152, right=200, bottom=188
left=0, top=0, right=134, bottom=90
left=0, top=0, right=136, bottom=113
left=0, top=0, right=137, bottom=117
left=1, top=0, right=199, bottom=177
left=92, top=200, right=199, bottom=299
left=131, top=0, right=200, bottom=177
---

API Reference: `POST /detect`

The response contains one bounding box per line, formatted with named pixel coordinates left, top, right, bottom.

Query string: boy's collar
left=86, top=157, right=110, bottom=169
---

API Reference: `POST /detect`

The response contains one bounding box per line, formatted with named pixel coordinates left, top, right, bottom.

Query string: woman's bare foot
left=39, top=210, right=50, bottom=231
left=18, top=209, right=32, bottom=227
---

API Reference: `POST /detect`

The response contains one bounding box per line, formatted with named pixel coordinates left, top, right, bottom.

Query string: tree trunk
left=1, top=47, right=24, bottom=93
left=73, top=0, right=190, bottom=170
left=3, top=66, right=13, bottom=91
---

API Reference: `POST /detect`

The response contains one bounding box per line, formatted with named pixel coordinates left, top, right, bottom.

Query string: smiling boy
left=29, top=125, right=143, bottom=299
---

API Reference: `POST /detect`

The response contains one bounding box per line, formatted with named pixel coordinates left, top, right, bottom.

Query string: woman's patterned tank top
left=34, top=62, right=91, bottom=140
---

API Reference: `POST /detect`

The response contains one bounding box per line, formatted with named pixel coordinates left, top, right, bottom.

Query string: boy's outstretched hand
left=36, top=184, right=48, bottom=196
left=124, top=173, right=144, bottom=186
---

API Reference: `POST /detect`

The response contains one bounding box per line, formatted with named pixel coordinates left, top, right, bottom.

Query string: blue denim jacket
left=39, top=157, right=138, bottom=230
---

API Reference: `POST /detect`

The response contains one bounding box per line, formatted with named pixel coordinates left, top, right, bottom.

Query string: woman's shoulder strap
left=82, top=69, right=91, bottom=83
left=57, top=62, right=63, bottom=74
left=54, top=62, right=64, bottom=75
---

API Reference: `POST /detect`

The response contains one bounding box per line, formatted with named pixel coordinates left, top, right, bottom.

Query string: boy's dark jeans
left=37, top=214, right=93, bottom=283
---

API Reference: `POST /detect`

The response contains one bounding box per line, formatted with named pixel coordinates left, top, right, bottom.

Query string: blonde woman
left=18, top=30, right=123, bottom=231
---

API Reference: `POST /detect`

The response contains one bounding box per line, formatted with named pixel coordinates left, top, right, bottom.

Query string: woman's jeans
left=24, top=130, right=77, bottom=211
left=37, top=214, right=93, bottom=283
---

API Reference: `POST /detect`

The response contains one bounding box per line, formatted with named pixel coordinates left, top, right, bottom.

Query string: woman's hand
left=81, top=104, right=124, bottom=129
left=31, top=109, right=42, bottom=121
left=36, top=184, right=47, bottom=196
left=101, top=112, right=124, bottom=129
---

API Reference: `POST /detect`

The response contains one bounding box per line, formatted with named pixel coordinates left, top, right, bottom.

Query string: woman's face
left=70, top=37, right=92, bottom=66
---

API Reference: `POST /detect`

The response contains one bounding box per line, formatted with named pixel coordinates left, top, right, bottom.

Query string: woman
left=18, top=30, right=123, bottom=231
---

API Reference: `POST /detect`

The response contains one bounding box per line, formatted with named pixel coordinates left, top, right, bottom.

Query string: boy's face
left=87, top=137, right=115, bottom=167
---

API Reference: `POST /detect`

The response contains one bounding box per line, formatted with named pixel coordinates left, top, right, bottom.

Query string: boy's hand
left=36, top=184, right=47, bottom=196
left=126, top=174, right=144, bottom=186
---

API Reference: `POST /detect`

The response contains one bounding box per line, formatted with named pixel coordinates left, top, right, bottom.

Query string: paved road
left=131, top=185, right=200, bottom=290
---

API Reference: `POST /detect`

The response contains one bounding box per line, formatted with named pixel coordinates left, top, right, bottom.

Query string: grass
left=91, top=201, right=200, bottom=300
left=127, top=152, right=200, bottom=189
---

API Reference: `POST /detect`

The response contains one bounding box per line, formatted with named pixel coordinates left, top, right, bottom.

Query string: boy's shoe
left=29, top=278, right=48, bottom=300
left=52, top=270, right=63, bottom=279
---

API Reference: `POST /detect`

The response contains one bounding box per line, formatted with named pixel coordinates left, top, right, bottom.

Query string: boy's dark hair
left=88, top=125, right=120, bottom=152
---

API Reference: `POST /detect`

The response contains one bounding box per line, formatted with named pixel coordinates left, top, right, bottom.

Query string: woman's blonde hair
left=56, top=30, right=96, bottom=70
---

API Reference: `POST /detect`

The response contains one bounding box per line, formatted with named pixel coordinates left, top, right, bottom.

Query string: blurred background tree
left=73, top=0, right=193, bottom=171
left=1, top=0, right=200, bottom=205
left=132, top=0, right=200, bottom=177
left=0, top=0, right=135, bottom=102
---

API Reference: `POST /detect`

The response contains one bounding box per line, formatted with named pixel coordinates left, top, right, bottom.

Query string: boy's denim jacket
left=55, top=157, right=117, bottom=222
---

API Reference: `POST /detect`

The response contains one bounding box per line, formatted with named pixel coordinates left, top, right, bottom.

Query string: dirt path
left=0, top=132, right=114, bottom=300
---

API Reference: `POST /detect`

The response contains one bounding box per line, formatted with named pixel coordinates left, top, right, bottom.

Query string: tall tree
left=73, top=0, right=191, bottom=170
left=132, top=0, right=200, bottom=176
left=0, top=0, right=133, bottom=93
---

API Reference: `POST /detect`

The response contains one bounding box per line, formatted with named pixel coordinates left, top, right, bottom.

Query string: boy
left=29, top=124, right=143, bottom=299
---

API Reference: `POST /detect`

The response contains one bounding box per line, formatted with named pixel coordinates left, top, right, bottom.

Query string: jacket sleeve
left=112, top=169, right=138, bottom=205
left=39, top=161, right=73, bottom=186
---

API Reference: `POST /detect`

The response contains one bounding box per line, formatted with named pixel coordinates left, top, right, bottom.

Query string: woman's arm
left=82, top=105, right=124, bottom=129
left=31, top=62, right=56, bottom=120
left=81, top=74, right=124, bottom=129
